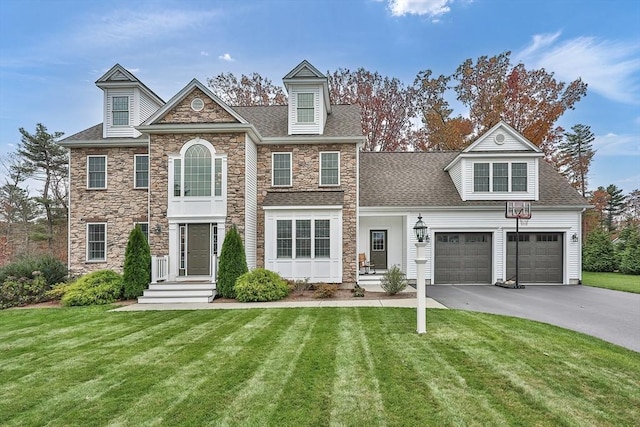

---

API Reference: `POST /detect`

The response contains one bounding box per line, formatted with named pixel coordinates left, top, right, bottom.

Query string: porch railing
left=151, top=255, right=169, bottom=283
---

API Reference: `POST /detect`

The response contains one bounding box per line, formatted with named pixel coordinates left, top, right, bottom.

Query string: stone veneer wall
left=256, top=143, right=358, bottom=285
left=68, top=147, right=148, bottom=276
left=148, top=132, right=247, bottom=256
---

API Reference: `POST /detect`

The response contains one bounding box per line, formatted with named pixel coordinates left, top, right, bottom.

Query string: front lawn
left=1, top=306, right=638, bottom=426
left=582, top=271, right=640, bottom=293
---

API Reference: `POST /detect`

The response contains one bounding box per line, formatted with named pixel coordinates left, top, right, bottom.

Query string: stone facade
left=256, top=143, right=359, bottom=285
left=158, top=88, right=237, bottom=124
left=68, top=147, right=148, bottom=276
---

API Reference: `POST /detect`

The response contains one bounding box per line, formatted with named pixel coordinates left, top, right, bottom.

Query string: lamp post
left=413, top=214, right=428, bottom=334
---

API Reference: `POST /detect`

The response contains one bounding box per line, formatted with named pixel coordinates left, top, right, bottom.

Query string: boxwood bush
left=234, top=268, right=289, bottom=302
left=60, top=270, right=124, bottom=307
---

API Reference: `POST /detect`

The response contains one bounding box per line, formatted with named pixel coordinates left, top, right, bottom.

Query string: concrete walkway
left=113, top=297, right=447, bottom=311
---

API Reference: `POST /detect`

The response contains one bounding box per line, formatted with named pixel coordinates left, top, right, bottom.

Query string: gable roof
left=463, top=120, right=541, bottom=153
left=95, top=64, right=164, bottom=105
left=141, top=79, right=246, bottom=126
left=359, top=151, right=588, bottom=208
left=282, top=60, right=331, bottom=114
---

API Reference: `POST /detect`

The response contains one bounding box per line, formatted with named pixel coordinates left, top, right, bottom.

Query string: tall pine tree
left=13, top=124, right=68, bottom=250
left=604, top=184, right=626, bottom=232
left=558, top=124, right=595, bottom=197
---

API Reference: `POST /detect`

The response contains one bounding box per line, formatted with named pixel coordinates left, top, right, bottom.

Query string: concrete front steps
left=357, top=273, right=384, bottom=287
left=137, top=283, right=217, bottom=304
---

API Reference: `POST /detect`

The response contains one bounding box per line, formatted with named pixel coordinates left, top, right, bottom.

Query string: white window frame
left=86, top=223, right=107, bottom=262
left=171, top=140, right=225, bottom=198
left=87, top=155, right=107, bottom=189
left=473, top=161, right=528, bottom=193
left=272, top=152, right=292, bottom=187
left=134, top=154, right=149, bottom=189
left=276, top=218, right=331, bottom=259
left=112, top=96, right=129, bottom=126
left=296, top=92, right=315, bottom=124
left=320, top=151, right=340, bottom=186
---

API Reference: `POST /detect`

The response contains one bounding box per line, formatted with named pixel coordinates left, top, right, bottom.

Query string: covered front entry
left=507, top=232, right=563, bottom=283
left=435, top=232, right=492, bottom=284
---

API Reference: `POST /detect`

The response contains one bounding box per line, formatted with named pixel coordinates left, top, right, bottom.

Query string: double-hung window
left=314, top=220, right=330, bottom=258
left=492, top=163, right=509, bottom=192
left=297, top=93, right=315, bottom=123
left=87, top=223, right=106, bottom=261
left=296, top=220, right=311, bottom=258
left=87, top=156, right=107, bottom=189
left=112, top=96, right=129, bottom=126
left=272, top=153, right=292, bottom=187
left=135, top=222, right=149, bottom=241
left=277, top=220, right=293, bottom=258
left=512, top=162, right=527, bottom=191
left=320, top=152, right=339, bottom=186
left=134, top=155, right=149, bottom=189
left=473, top=163, right=490, bottom=192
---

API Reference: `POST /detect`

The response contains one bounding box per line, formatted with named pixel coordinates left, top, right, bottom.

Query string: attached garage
left=435, top=232, right=492, bottom=284
left=506, top=232, right=563, bottom=283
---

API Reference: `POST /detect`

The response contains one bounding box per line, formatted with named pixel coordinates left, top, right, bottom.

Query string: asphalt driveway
left=427, top=285, right=640, bottom=352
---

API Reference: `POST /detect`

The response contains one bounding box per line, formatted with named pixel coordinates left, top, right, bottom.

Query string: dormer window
left=474, top=162, right=528, bottom=193
left=297, top=93, right=315, bottom=123
left=112, top=96, right=129, bottom=126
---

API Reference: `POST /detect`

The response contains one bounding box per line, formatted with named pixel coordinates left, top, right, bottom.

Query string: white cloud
left=218, top=53, right=235, bottom=62
left=200, top=51, right=209, bottom=56
left=517, top=32, right=640, bottom=104
left=387, top=0, right=453, bottom=18
left=593, top=133, right=640, bottom=156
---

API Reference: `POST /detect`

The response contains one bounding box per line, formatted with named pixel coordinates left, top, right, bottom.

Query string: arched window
left=172, top=139, right=223, bottom=198
left=184, top=144, right=211, bottom=196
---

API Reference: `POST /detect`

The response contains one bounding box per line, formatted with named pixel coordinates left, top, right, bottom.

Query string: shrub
left=123, top=225, right=151, bottom=299
left=352, top=284, right=365, bottom=297
left=0, top=254, right=67, bottom=287
left=61, top=270, right=124, bottom=307
left=314, top=283, right=338, bottom=298
left=234, top=268, right=289, bottom=302
left=217, top=225, right=248, bottom=298
left=290, top=278, right=311, bottom=295
left=583, top=229, right=617, bottom=272
left=0, top=274, right=51, bottom=309
left=380, top=265, right=407, bottom=295
left=619, top=227, right=640, bottom=275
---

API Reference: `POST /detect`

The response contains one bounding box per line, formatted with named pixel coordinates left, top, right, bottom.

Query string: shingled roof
left=60, top=123, right=147, bottom=143
left=263, top=190, right=344, bottom=207
left=234, top=104, right=361, bottom=138
left=359, top=151, right=589, bottom=208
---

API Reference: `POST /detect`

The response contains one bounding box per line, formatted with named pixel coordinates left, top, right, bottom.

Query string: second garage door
left=506, top=232, right=563, bottom=283
left=435, top=233, right=492, bottom=284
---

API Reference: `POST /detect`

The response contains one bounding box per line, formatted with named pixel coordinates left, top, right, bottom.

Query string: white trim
left=86, top=155, right=107, bottom=189
left=263, top=205, right=343, bottom=211
left=319, top=151, right=340, bottom=187
left=134, top=154, right=149, bottom=189
left=472, top=160, right=529, bottom=194
left=86, top=222, right=107, bottom=262
left=271, top=152, right=292, bottom=187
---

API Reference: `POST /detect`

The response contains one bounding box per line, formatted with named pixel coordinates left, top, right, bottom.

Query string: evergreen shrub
left=123, top=225, right=151, bottom=299
left=583, top=229, right=617, bottom=272
left=619, top=226, right=640, bottom=275
left=0, top=274, right=51, bottom=309
left=234, top=268, right=289, bottom=302
left=60, top=270, right=124, bottom=306
left=314, top=284, right=338, bottom=298
left=217, top=225, right=248, bottom=298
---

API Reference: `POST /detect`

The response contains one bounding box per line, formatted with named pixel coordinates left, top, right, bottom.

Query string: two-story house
left=59, top=60, right=588, bottom=303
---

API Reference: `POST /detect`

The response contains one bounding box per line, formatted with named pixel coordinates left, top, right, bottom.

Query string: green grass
left=582, top=271, right=640, bottom=293
left=1, top=306, right=638, bottom=426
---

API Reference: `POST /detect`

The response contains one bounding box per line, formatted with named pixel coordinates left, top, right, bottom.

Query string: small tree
left=122, top=225, right=151, bottom=299
left=217, top=225, right=248, bottom=298
left=582, top=228, right=617, bottom=272
left=619, top=226, right=640, bottom=275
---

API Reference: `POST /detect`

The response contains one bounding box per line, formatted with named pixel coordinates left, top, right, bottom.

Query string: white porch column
left=415, top=241, right=427, bottom=334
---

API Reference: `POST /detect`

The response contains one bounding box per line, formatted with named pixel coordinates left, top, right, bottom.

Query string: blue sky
left=0, top=0, right=638, bottom=195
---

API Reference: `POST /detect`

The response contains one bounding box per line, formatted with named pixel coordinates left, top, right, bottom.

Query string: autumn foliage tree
left=207, top=72, right=287, bottom=106
left=327, top=68, right=415, bottom=151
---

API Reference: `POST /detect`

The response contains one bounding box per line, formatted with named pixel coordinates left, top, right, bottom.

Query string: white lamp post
left=413, top=214, right=428, bottom=334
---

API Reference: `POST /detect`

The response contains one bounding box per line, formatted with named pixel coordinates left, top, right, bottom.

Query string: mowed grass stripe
left=329, top=309, right=387, bottom=426
left=217, top=313, right=315, bottom=426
